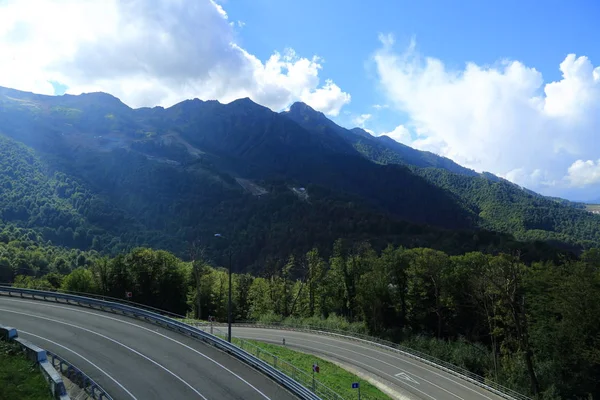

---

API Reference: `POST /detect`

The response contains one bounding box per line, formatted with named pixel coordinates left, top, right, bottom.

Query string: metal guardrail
left=226, top=322, right=531, bottom=400
left=188, top=322, right=348, bottom=400
left=0, top=286, right=321, bottom=400
left=0, top=283, right=186, bottom=320
left=47, top=350, right=113, bottom=400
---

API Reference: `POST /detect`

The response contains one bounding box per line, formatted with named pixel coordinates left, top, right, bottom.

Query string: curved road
left=0, top=296, right=297, bottom=400
left=230, top=327, right=508, bottom=400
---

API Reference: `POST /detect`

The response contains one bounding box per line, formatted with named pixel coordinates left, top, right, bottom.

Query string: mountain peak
left=289, top=101, right=316, bottom=113
left=289, top=101, right=327, bottom=116
left=349, top=127, right=375, bottom=139
left=227, top=97, right=270, bottom=112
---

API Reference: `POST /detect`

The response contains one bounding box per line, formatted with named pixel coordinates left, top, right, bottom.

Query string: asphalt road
left=230, top=327, right=508, bottom=400
left=0, top=297, right=297, bottom=400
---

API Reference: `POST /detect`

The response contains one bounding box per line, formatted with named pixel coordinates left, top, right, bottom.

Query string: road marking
left=239, top=328, right=494, bottom=399
left=19, top=329, right=138, bottom=400
left=0, top=298, right=272, bottom=400
left=240, top=332, right=467, bottom=400
left=395, top=371, right=419, bottom=384
left=0, top=308, right=209, bottom=400
left=238, top=335, right=437, bottom=400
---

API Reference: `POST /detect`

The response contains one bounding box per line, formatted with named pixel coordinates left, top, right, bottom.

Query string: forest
left=5, top=235, right=599, bottom=400
left=0, top=131, right=579, bottom=271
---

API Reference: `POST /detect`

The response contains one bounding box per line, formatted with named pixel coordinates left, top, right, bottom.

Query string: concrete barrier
left=0, top=324, right=70, bottom=400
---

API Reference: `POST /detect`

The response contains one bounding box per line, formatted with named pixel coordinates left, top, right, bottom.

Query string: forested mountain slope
left=283, top=101, right=479, bottom=175
left=282, top=102, right=600, bottom=250
left=0, top=85, right=598, bottom=267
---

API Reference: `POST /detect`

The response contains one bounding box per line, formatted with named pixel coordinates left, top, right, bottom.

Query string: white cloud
left=381, top=124, right=411, bottom=144
left=0, top=0, right=350, bottom=115
left=352, top=113, right=372, bottom=127
left=566, top=159, right=600, bottom=187
left=373, top=34, right=600, bottom=197
left=299, top=79, right=350, bottom=117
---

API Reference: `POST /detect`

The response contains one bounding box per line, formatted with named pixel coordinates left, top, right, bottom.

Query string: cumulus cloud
left=372, top=35, right=600, bottom=197
left=381, top=124, right=411, bottom=144
left=566, top=160, right=600, bottom=188
left=0, top=0, right=350, bottom=115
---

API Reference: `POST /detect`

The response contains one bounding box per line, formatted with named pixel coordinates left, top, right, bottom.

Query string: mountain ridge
left=0, top=85, right=598, bottom=265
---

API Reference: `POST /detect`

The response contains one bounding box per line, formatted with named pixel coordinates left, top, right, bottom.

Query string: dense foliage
left=0, top=130, right=573, bottom=269
left=415, top=167, right=600, bottom=248
left=11, top=243, right=599, bottom=399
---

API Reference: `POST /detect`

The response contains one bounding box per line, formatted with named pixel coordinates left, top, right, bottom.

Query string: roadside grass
left=230, top=337, right=391, bottom=400
left=0, top=340, right=53, bottom=400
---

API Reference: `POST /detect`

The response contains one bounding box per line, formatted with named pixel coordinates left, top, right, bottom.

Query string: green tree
left=61, top=268, right=96, bottom=293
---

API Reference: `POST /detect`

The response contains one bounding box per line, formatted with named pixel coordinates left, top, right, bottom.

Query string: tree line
left=10, top=240, right=599, bottom=399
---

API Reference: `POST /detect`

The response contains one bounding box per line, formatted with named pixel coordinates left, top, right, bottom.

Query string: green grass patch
left=230, top=337, right=391, bottom=400
left=0, top=341, right=53, bottom=400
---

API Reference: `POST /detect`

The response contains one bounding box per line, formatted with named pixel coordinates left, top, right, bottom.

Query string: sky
left=1, top=0, right=600, bottom=201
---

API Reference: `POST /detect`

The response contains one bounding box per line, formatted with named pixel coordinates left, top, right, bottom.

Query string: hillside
left=0, top=87, right=496, bottom=269
left=283, top=102, right=479, bottom=175
left=0, top=86, right=598, bottom=268
left=415, top=168, right=600, bottom=248
left=283, top=102, right=600, bottom=250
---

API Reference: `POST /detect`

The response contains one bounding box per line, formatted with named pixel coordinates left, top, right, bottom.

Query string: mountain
left=0, top=86, right=597, bottom=269
left=281, top=101, right=600, bottom=249
left=283, top=102, right=478, bottom=176
left=1, top=86, right=505, bottom=269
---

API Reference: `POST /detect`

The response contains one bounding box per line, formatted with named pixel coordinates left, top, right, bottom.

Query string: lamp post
left=214, top=233, right=232, bottom=342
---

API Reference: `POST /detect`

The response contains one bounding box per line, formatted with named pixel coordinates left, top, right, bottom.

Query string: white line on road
left=240, top=329, right=496, bottom=400
left=0, top=298, right=272, bottom=400
left=395, top=372, right=419, bottom=385
left=0, top=308, right=209, bottom=400
left=241, top=335, right=438, bottom=400
left=241, top=332, right=469, bottom=399
left=19, top=329, right=138, bottom=400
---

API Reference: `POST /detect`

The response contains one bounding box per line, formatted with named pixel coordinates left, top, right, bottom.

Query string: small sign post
left=312, top=363, right=319, bottom=391
left=125, top=291, right=132, bottom=299
left=352, top=382, right=361, bottom=400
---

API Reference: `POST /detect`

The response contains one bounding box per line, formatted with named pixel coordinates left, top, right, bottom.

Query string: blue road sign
left=352, top=382, right=359, bottom=389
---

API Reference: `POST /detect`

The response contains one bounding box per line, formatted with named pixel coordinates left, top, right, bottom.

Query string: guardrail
left=0, top=286, right=321, bottom=400
left=189, top=322, right=348, bottom=400
left=47, top=350, right=114, bottom=400
left=0, top=283, right=186, bottom=320
left=1, top=324, right=70, bottom=400
left=226, top=322, right=531, bottom=400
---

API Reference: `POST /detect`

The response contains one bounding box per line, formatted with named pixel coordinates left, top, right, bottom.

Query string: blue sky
left=223, top=0, right=600, bottom=131
left=1, top=0, right=600, bottom=200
